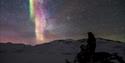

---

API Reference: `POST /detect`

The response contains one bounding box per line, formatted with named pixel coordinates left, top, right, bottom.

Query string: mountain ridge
left=1, top=38, right=124, bottom=46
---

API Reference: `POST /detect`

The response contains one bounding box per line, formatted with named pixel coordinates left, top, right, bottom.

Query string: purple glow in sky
left=0, top=0, right=125, bottom=45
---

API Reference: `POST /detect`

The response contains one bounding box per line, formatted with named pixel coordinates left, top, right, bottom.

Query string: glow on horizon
left=29, top=0, right=46, bottom=44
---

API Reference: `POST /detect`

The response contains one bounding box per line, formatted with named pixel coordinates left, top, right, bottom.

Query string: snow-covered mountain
left=0, top=38, right=125, bottom=63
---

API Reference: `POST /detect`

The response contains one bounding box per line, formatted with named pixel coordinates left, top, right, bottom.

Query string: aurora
left=0, top=0, right=125, bottom=44
left=29, top=0, right=47, bottom=44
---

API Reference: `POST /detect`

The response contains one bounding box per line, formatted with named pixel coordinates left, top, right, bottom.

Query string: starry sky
left=0, top=0, right=125, bottom=45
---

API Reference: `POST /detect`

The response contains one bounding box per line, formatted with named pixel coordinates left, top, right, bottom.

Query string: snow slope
left=0, top=38, right=125, bottom=63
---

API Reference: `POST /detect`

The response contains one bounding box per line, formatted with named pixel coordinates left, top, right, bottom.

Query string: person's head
left=88, top=32, right=93, bottom=36
left=87, top=32, right=95, bottom=39
left=80, top=44, right=86, bottom=51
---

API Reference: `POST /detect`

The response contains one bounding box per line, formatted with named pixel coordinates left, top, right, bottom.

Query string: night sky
left=0, top=0, right=125, bottom=45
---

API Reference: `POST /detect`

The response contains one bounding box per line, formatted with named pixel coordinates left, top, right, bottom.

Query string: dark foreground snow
left=0, top=38, right=125, bottom=63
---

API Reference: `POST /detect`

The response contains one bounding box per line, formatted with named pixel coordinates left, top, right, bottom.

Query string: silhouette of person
left=86, top=32, right=96, bottom=62
left=87, top=32, right=96, bottom=54
left=74, top=44, right=87, bottom=63
left=73, top=32, right=125, bottom=63
left=74, top=32, right=96, bottom=63
left=80, top=44, right=86, bottom=51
